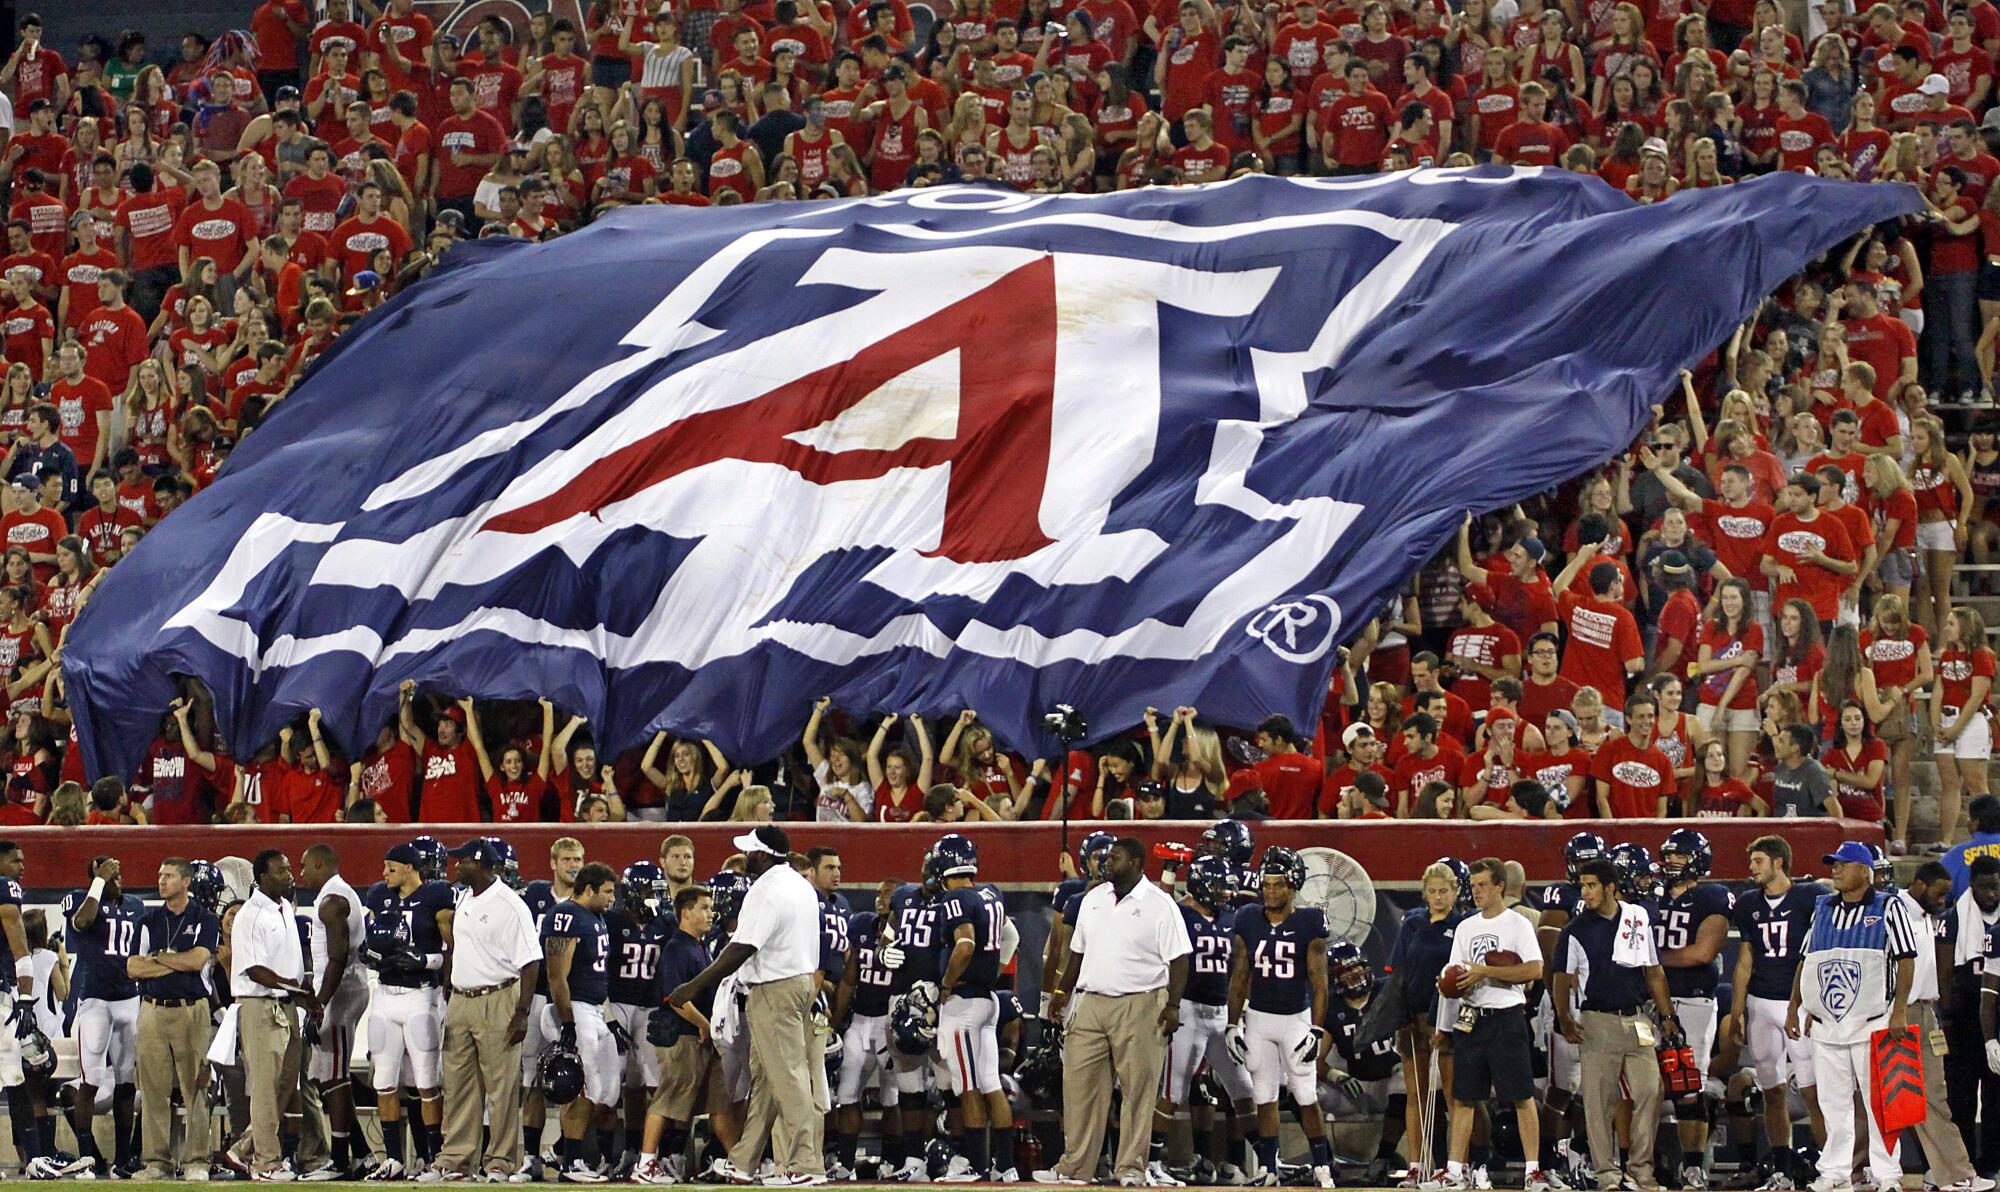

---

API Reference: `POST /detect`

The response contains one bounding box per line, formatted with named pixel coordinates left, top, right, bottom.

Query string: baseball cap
left=1921, top=72, right=1951, bottom=95
left=1641, top=136, right=1670, bottom=158
left=344, top=269, right=381, bottom=298
left=1341, top=722, right=1375, bottom=751
left=386, top=842, right=422, bottom=866
left=1655, top=548, right=1692, bottom=575
left=433, top=209, right=466, bottom=237
left=1548, top=707, right=1580, bottom=735
left=1355, top=771, right=1389, bottom=805
left=449, top=838, right=502, bottom=866
left=1518, top=536, right=1547, bottom=563
left=700, top=88, right=726, bottom=111
left=732, top=825, right=791, bottom=856
left=1823, top=840, right=1878, bottom=866
left=1462, top=583, right=1495, bottom=611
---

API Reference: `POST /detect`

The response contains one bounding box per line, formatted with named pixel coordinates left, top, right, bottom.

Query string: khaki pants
left=728, top=974, right=822, bottom=1177
left=240, top=999, right=302, bottom=1174
left=649, top=1036, right=716, bottom=1122
left=1910, top=1001, right=1976, bottom=1185
left=439, top=984, right=527, bottom=1176
left=1054, top=988, right=1170, bottom=1183
left=137, top=1001, right=213, bottom=1169
left=1579, top=1011, right=1660, bottom=1191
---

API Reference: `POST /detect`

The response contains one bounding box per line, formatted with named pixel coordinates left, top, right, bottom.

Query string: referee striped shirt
left=1814, top=893, right=1922, bottom=960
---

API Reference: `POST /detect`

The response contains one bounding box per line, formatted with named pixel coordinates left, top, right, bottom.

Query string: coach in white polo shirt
left=436, top=839, right=545, bottom=1181
left=670, top=825, right=825, bottom=1186
left=1040, top=836, right=1190, bottom=1186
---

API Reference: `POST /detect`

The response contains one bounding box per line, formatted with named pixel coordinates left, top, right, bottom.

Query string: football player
left=59, top=855, right=147, bottom=1178
left=521, top=837, right=586, bottom=1175
left=360, top=838, right=456, bottom=1179
left=1321, top=940, right=1404, bottom=1187
left=0, top=840, right=40, bottom=1171
left=931, top=835, right=1015, bottom=1182
left=540, top=862, right=620, bottom=1183
left=1657, top=828, right=1734, bottom=1191
left=607, top=862, right=668, bottom=1177
left=806, top=847, right=850, bottom=1166
left=704, top=871, right=753, bottom=1164
left=1536, top=831, right=1604, bottom=1185
left=1040, top=831, right=1114, bottom=1020
left=830, top=881, right=902, bottom=1180
left=1225, top=846, right=1336, bottom=1188
left=882, top=858, right=947, bottom=1179
left=1725, top=834, right=1825, bottom=1189
left=1154, top=854, right=1254, bottom=1187
left=300, top=843, right=368, bottom=1179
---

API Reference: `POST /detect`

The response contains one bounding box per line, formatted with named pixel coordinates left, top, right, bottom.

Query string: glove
left=646, top=1009, right=674, bottom=1047
left=558, top=1020, right=578, bottom=1049
left=381, top=950, right=429, bottom=983
left=13, top=1005, right=34, bottom=1040
left=1225, top=1023, right=1248, bottom=1065
left=302, top=1017, right=321, bottom=1047
left=1327, top=1070, right=1364, bottom=1101
left=880, top=942, right=906, bottom=971
left=1985, top=1039, right=2000, bottom=1076
left=1295, top=1026, right=1327, bottom=1064
left=606, top=1019, right=631, bottom=1055
left=358, top=939, right=393, bottom=970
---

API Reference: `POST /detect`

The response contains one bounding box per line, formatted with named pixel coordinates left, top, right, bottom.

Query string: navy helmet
left=1079, top=830, right=1116, bottom=879
left=483, top=837, right=521, bottom=889
left=1201, top=820, right=1255, bottom=867
left=407, top=836, right=448, bottom=882
left=1260, top=845, right=1306, bottom=891
left=1564, top=831, right=1608, bottom=884
left=708, top=871, right=752, bottom=926
left=1327, top=939, right=1376, bottom=997
left=537, top=1044, right=584, bottom=1104
left=188, top=861, right=226, bottom=912
left=1186, top=855, right=1235, bottom=908
left=621, top=861, right=669, bottom=921
left=891, top=983, right=940, bottom=1056
left=926, top=834, right=979, bottom=883
left=1610, top=843, right=1662, bottom=902
left=1659, top=828, right=1714, bottom=882
left=1433, top=857, right=1474, bottom=913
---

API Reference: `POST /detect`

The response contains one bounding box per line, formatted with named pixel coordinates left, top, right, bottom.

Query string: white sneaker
left=1808, top=1180, right=1853, bottom=1192
left=631, top=1159, right=666, bottom=1186
left=1313, top=1165, right=1337, bottom=1189
left=183, top=1167, right=212, bottom=1182
left=558, top=1160, right=607, bottom=1184
left=367, top=1159, right=408, bottom=1183
left=1681, top=1167, right=1707, bottom=1192
left=417, top=1167, right=467, bottom=1184
left=1437, top=1172, right=1470, bottom=1191
left=940, top=1157, right=982, bottom=1184
left=297, top=1163, right=342, bottom=1183
left=253, top=1162, right=298, bottom=1183
left=1942, top=1180, right=1998, bottom=1192
left=823, top=1164, right=856, bottom=1183
left=1473, top=1166, right=1493, bottom=1190
left=1219, top=1164, right=1252, bottom=1186
left=893, top=1158, right=928, bottom=1182
left=1526, top=1172, right=1553, bottom=1192
left=993, top=1168, right=1021, bottom=1182
left=1118, top=1175, right=1145, bottom=1187
left=1033, top=1172, right=1089, bottom=1186
left=708, top=1159, right=757, bottom=1186
left=1147, top=1162, right=1187, bottom=1187
left=762, top=1177, right=828, bottom=1188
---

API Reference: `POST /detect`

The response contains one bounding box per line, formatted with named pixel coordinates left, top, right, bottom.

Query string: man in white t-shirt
left=1438, top=858, right=1546, bottom=1191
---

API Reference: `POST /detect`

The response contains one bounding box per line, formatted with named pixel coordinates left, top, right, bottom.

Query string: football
left=1437, top=963, right=1472, bottom=998
left=1485, top=950, right=1523, bottom=969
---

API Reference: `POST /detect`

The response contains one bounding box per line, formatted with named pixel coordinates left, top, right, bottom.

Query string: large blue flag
left=65, top=170, right=1918, bottom=778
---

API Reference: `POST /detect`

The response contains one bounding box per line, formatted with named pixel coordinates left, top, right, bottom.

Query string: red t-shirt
left=10, top=194, right=65, bottom=261
left=1520, top=747, right=1594, bottom=817
left=1773, top=110, right=1835, bottom=172
left=76, top=503, right=140, bottom=562
left=277, top=763, right=343, bottom=823
left=1842, top=312, right=1917, bottom=399
left=1657, top=588, right=1703, bottom=668
left=1822, top=738, right=1889, bottom=819
left=1701, top=497, right=1776, bottom=592
left=1556, top=587, right=1643, bottom=709
left=1591, top=734, right=1676, bottom=818
left=1445, top=622, right=1521, bottom=713
left=486, top=773, right=554, bottom=822
left=1697, top=620, right=1765, bottom=710
left=57, top=248, right=118, bottom=331
left=1392, top=745, right=1457, bottom=803
left=417, top=739, right=484, bottom=821
left=1, top=302, right=52, bottom=378
left=116, top=190, right=187, bottom=273
left=1170, top=140, right=1230, bottom=180
left=1692, top=776, right=1754, bottom=817
left=175, top=197, right=257, bottom=273
left=75, top=304, right=147, bottom=390
left=1936, top=644, right=1997, bottom=710
left=49, top=375, right=114, bottom=472
left=284, top=172, right=348, bottom=235
left=1222, top=750, right=1322, bottom=819
left=328, top=213, right=414, bottom=284
left=1317, top=761, right=1394, bottom=816
left=356, top=741, right=416, bottom=821
left=462, top=61, right=524, bottom=128
left=1764, top=510, right=1854, bottom=622
left=1519, top=674, right=1582, bottom=730
left=433, top=110, right=508, bottom=199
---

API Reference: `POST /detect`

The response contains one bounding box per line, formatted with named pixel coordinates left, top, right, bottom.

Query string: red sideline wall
left=4, top=818, right=1881, bottom=892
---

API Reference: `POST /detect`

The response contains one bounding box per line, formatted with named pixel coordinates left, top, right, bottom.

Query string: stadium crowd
left=0, top=810, right=1980, bottom=1192
left=0, top=0, right=1997, bottom=851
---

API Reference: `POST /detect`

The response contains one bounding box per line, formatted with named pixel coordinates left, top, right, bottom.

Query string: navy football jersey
left=1182, top=903, right=1233, bottom=1007
left=1059, top=887, right=1090, bottom=928
left=937, top=884, right=1006, bottom=994
left=1660, top=882, right=1734, bottom=999
left=890, top=883, right=944, bottom=988
left=1234, top=905, right=1328, bottom=1015
left=1539, top=882, right=1581, bottom=920
left=820, top=894, right=851, bottom=983
left=848, top=911, right=896, bottom=1018
left=61, top=890, right=146, bottom=1002
left=544, top=900, right=611, bottom=1006
left=0, top=875, right=23, bottom=983
left=362, top=880, right=453, bottom=987
left=1232, top=867, right=1262, bottom=908
left=1327, top=994, right=1399, bottom=1081
left=605, top=907, right=659, bottom=1007
left=997, top=989, right=1022, bottom=1029
left=1052, top=877, right=1087, bottom=914
left=1731, top=883, right=1821, bottom=1001
left=523, top=880, right=561, bottom=997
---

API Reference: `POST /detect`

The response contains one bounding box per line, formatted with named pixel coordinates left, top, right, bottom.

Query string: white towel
left=713, top=974, right=743, bottom=1046
left=1612, top=903, right=1658, bottom=968
left=206, top=1003, right=241, bottom=1067
left=1954, top=888, right=1993, bottom=968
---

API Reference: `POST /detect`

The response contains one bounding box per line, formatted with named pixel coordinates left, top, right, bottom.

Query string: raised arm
left=464, top=696, right=493, bottom=781
left=803, top=697, right=832, bottom=768
left=1455, top=514, right=1493, bottom=586
left=912, top=714, right=935, bottom=789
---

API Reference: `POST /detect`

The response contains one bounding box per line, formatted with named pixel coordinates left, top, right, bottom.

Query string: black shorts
left=1451, top=1006, right=1536, bottom=1104
left=1978, top=259, right=2000, bottom=304
left=591, top=55, right=633, bottom=89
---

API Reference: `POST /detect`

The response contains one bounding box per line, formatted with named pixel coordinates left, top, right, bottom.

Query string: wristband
left=86, top=878, right=105, bottom=904
left=13, top=956, right=29, bottom=982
